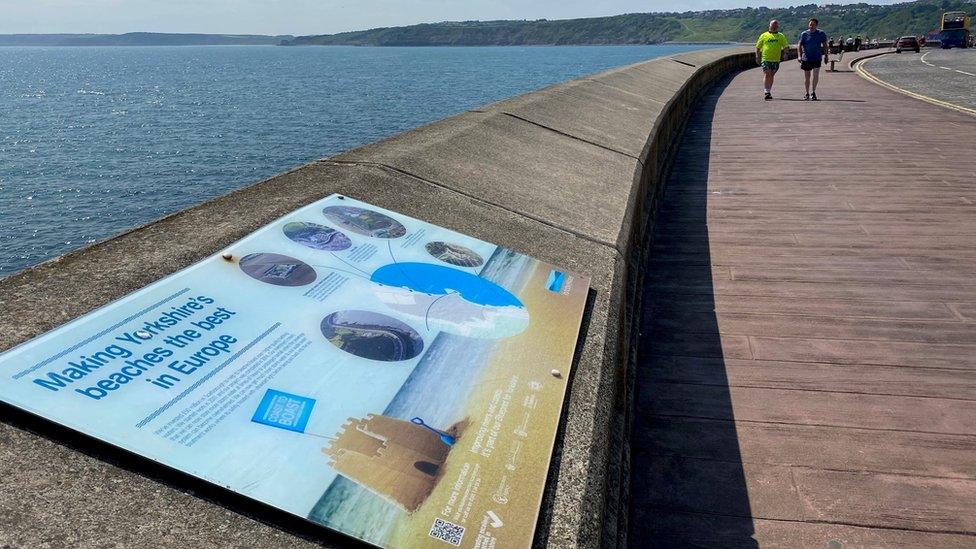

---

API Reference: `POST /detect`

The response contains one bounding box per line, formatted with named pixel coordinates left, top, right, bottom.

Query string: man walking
left=798, top=18, right=829, bottom=100
left=756, top=20, right=789, bottom=100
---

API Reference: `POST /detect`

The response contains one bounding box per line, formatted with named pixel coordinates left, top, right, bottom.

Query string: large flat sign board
left=0, top=195, right=589, bottom=548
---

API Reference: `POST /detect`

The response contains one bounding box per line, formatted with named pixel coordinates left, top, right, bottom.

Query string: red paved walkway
left=630, top=55, right=976, bottom=546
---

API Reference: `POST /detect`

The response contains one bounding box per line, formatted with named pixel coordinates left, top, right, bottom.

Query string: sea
left=0, top=44, right=721, bottom=277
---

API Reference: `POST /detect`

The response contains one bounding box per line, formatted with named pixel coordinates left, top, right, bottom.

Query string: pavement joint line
left=631, top=453, right=976, bottom=482
left=656, top=279, right=976, bottom=289
left=499, top=111, right=641, bottom=161
left=654, top=324, right=976, bottom=344
left=643, top=352, right=976, bottom=373
left=643, top=380, right=976, bottom=403
left=649, top=305, right=968, bottom=322
left=856, top=56, right=976, bottom=118
left=635, top=507, right=976, bottom=538
left=644, top=414, right=976, bottom=438
left=319, top=158, right=622, bottom=251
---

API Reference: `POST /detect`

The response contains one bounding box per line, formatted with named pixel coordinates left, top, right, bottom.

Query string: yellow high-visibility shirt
left=756, top=31, right=789, bottom=62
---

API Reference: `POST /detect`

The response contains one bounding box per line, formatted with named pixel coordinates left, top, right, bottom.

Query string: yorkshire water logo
left=546, top=270, right=567, bottom=293
left=251, top=389, right=315, bottom=433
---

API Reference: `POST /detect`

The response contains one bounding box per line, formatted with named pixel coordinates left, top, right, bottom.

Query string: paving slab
left=652, top=277, right=976, bottom=302
left=632, top=456, right=803, bottom=521
left=634, top=509, right=976, bottom=548
left=650, top=310, right=976, bottom=344
left=482, top=79, right=668, bottom=158
left=792, top=468, right=976, bottom=533
left=646, top=356, right=976, bottom=400
left=634, top=416, right=976, bottom=478
left=951, top=302, right=976, bottom=320
left=635, top=456, right=976, bottom=533
left=650, top=293, right=958, bottom=320
left=749, top=336, right=976, bottom=369
left=638, top=383, right=976, bottom=435
left=332, top=111, right=637, bottom=249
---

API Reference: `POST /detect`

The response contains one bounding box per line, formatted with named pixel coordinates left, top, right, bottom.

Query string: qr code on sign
left=429, top=518, right=465, bottom=546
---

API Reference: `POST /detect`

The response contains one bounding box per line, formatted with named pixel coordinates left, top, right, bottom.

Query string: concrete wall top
left=0, top=46, right=752, bottom=548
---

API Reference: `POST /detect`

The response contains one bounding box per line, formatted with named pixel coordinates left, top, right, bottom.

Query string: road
left=860, top=48, right=976, bottom=113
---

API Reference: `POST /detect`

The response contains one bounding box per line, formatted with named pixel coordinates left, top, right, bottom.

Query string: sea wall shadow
left=628, top=75, right=758, bottom=547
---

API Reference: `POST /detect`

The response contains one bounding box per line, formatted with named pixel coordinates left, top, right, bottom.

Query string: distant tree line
left=282, top=0, right=975, bottom=46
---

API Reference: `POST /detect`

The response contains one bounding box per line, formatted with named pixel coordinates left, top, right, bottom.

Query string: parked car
left=895, top=36, right=921, bottom=53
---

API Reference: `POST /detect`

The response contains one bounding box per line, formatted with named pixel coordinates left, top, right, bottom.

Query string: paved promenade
left=631, top=54, right=976, bottom=546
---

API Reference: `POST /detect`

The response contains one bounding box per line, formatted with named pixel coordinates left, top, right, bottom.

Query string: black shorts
left=801, top=59, right=822, bottom=71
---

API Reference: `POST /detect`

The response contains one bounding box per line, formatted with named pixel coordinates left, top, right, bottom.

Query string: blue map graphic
left=370, top=263, right=523, bottom=308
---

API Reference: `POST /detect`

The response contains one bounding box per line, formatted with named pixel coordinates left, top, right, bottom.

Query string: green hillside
left=283, top=0, right=974, bottom=46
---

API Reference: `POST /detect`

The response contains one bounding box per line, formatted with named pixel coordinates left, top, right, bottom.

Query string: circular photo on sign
left=321, top=310, right=424, bottom=361
left=371, top=262, right=529, bottom=339
left=239, top=253, right=316, bottom=287
left=283, top=221, right=352, bottom=251
left=425, top=241, right=484, bottom=268
left=323, top=205, right=406, bottom=239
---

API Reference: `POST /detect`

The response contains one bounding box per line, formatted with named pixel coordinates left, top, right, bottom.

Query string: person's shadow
left=628, top=75, right=758, bottom=548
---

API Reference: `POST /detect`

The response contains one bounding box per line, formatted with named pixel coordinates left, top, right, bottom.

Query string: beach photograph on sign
left=0, top=195, right=589, bottom=548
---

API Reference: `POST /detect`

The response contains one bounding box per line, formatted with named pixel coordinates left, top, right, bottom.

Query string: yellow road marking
left=856, top=55, right=976, bottom=118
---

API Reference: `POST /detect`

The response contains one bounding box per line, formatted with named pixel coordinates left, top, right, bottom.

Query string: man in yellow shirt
left=756, top=20, right=789, bottom=100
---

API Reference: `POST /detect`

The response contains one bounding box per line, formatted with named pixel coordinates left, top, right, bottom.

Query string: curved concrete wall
left=0, top=46, right=752, bottom=548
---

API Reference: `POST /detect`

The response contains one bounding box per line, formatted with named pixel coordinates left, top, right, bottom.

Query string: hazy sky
left=1, top=0, right=906, bottom=36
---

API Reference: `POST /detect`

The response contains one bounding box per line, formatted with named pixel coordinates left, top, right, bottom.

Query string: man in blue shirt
left=797, top=18, right=829, bottom=100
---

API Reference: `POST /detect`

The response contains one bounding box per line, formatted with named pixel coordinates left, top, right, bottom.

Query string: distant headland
left=0, top=32, right=291, bottom=46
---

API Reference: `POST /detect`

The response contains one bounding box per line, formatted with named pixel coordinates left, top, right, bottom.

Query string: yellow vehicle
left=940, top=11, right=971, bottom=48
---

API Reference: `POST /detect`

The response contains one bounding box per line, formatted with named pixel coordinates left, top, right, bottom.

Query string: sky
left=1, top=0, right=909, bottom=36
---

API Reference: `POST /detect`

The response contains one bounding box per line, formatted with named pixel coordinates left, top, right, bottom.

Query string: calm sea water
left=0, top=44, right=720, bottom=276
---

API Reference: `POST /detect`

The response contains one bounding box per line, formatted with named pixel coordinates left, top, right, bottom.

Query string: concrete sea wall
left=0, top=46, right=752, bottom=547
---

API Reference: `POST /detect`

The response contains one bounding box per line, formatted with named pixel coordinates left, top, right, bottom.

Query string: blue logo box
left=546, top=270, right=566, bottom=293
left=251, top=389, right=315, bottom=433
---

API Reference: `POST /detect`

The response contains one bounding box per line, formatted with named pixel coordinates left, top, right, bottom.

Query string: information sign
left=0, top=195, right=589, bottom=547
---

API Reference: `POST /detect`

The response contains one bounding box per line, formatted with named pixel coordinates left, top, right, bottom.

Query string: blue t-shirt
left=799, top=29, right=827, bottom=60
